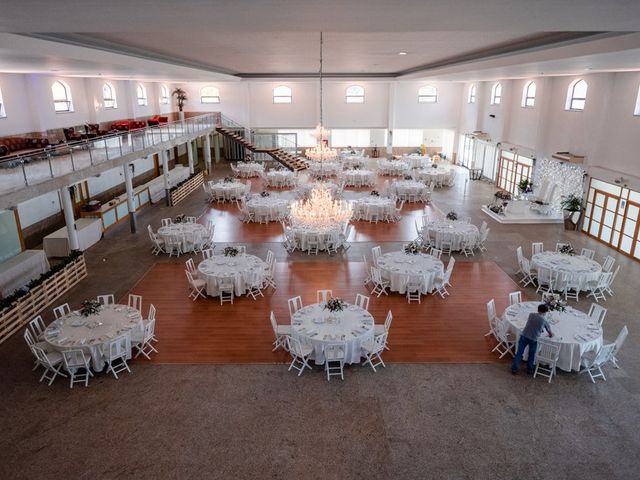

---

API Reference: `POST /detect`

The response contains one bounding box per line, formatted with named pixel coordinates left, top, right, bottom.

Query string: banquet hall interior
left=1, top=1, right=640, bottom=478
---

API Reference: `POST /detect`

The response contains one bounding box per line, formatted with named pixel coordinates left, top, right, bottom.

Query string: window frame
left=200, top=86, right=220, bottom=104
left=521, top=81, right=536, bottom=108
left=345, top=85, right=365, bottom=104
left=565, top=79, right=588, bottom=112
left=102, top=82, right=117, bottom=109
left=52, top=80, right=73, bottom=113
left=0, top=86, right=5, bottom=118
left=273, top=85, right=292, bottom=104
left=633, top=85, right=640, bottom=116
left=136, top=84, right=148, bottom=106
left=468, top=84, right=476, bottom=104
left=159, top=85, right=169, bottom=104
left=490, top=82, right=502, bottom=105
left=418, top=85, right=438, bottom=103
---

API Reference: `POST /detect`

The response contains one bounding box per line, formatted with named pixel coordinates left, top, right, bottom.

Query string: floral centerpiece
left=404, top=175, right=413, bottom=180
left=260, top=191, right=270, bottom=197
left=446, top=211, right=458, bottom=221
left=80, top=299, right=101, bottom=317
left=542, top=293, right=566, bottom=312
left=224, top=246, right=239, bottom=257
left=370, top=190, right=380, bottom=197
left=432, top=164, right=438, bottom=169
left=351, top=164, right=361, bottom=170
left=324, top=297, right=346, bottom=312
left=518, top=179, right=533, bottom=194
left=404, top=241, right=421, bottom=255
left=174, top=214, right=185, bottom=223
left=223, top=177, right=234, bottom=183
left=558, top=244, right=576, bottom=256
left=494, top=190, right=512, bottom=201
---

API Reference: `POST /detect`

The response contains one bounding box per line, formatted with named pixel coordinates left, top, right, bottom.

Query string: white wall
left=175, top=81, right=248, bottom=125
left=248, top=81, right=318, bottom=128
left=0, top=74, right=34, bottom=135
left=324, top=81, right=388, bottom=128
left=17, top=190, right=61, bottom=228
left=393, top=81, right=462, bottom=129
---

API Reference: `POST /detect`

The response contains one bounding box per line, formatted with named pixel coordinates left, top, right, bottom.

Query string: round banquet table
left=403, top=155, right=432, bottom=169
left=388, top=180, right=428, bottom=200
left=44, top=304, right=143, bottom=371
left=343, top=169, right=376, bottom=187
left=414, top=167, right=451, bottom=185
left=209, top=181, right=246, bottom=201
left=246, top=195, right=290, bottom=222
left=292, top=303, right=374, bottom=364
left=157, top=223, right=208, bottom=252
left=500, top=301, right=603, bottom=372
left=198, top=254, right=268, bottom=297
left=296, top=182, right=341, bottom=199
left=531, top=251, right=602, bottom=291
left=266, top=170, right=296, bottom=187
left=422, top=220, right=479, bottom=251
left=376, top=251, right=444, bottom=294
left=340, top=156, right=366, bottom=169
left=290, top=224, right=344, bottom=251
left=352, top=196, right=396, bottom=220
left=235, top=162, right=264, bottom=178
left=308, top=162, right=342, bottom=177
left=377, top=159, right=409, bottom=176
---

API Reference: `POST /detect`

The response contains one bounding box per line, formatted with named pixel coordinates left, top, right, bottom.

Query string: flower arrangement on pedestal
left=558, top=244, right=576, bottom=256
left=370, top=191, right=380, bottom=197
left=224, top=246, right=239, bottom=257
left=446, top=211, right=458, bottom=221
left=260, top=191, right=270, bottom=197
left=80, top=299, right=101, bottom=317
left=518, top=179, right=534, bottom=194
left=489, top=204, right=505, bottom=215
left=324, top=297, right=346, bottom=312
left=543, top=293, right=566, bottom=312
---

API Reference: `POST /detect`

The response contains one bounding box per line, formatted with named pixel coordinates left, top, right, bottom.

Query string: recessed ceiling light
left=398, top=51, right=408, bottom=56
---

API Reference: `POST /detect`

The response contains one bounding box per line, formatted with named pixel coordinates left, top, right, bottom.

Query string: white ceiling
left=0, top=0, right=639, bottom=81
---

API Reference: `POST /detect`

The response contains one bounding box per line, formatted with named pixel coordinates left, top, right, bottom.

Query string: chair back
left=588, top=303, right=607, bottom=326
left=202, top=248, right=214, bottom=260
left=384, top=310, right=393, bottom=331
left=143, top=319, right=156, bottom=344
left=107, top=335, right=128, bottom=360
left=372, top=331, right=388, bottom=354
left=532, top=242, right=544, bottom=256
left=62, top=349, right=89, bottom=370
left=430, top=248, right=442, bottom=259
left=580, top=248, right=595, bottom=259
left=161, top=218, right=172, bottom=227
left=28, top=315, right=46, bottom=339
left=97, top=294, right=114, bottom=305
left=24, top=328, right=37, bottom=347
left=446, top=257, right=456, bottom=275
left=516, top=246, right=523, bottom=263
left=355, top=294, right=370, bottom=311
left=486, top=299, right=496, bottom=322
left=372, top=246, right=382, bottom=264
left=591, top=343, right=616, bottom=367
left=53, top=303, right=71, bottom=319
left=316, top=289, right=333, bottom=304
left=613, top=326, right=629, bottom=353
left=508, top=291, right=522, bottom=306
left=324, top=343, right=346, bottom=362
left=286, top=336, right=306, bottom=357
left=536, top=340, right=560, bottom=364
left=602, top=255, right=615, bottom=272
left=128, top=294, right=142, bottom=312
left=556, top=242, right=571, bottom=252
left=270, top=312, right=279, bottom=335
left=148, top=304, right=156, bottom=322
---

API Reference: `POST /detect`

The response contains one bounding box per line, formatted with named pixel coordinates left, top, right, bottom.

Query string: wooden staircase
left=216, top=126, right=308, bottom=171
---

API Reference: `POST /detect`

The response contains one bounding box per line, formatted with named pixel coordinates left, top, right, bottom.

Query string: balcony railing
left=0, top=113, right=217, bottom=196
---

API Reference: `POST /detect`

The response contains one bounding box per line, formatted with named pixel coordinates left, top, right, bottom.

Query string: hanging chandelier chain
left=319, top=31, right=324, bottom=128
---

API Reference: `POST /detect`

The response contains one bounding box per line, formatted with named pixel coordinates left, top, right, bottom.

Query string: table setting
left=500, top=300, right=603, bottom=372
left=342, top=169, right=376, bottom=187
left=422, top=220, right=479, bottom=251
left=291, top=301, right=374, bottom=364
left=352, top=194, right=396, bottom=221
left=377, top=159, right=409, bottom=176
left=388, top=179, right=429, bottom=200
left=235, top=162, right=264, bottom=178
left=403, top=154, right=432, bottom=169
left=308, top=161, right=342, bottom=177
left=531, top=251, right=602, bottom=290
left=414, top=166, right=452, bottom=186
left=157, top=222, right=208, bottom=253
left=197, top=252, right=268, bottom=296
left=266, top=170, right=297, bottom=187
left=246, top=192, right=292, bottom=222
left=376, top=251, right=444, bottom=293
left=209, top=179, right=247, bottom=201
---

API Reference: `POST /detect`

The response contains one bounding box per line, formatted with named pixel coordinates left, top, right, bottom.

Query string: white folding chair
left=161, top=218, right=172, bottom=227
left=430, top=248, right=443, bottom=260
left=588, top=303, right=607, bottom=326
left=96, top=294, right=115, bottom=306
left=362, top=255, right=373, bottom=286
left=324, top=343, right=346, bottom=381
left=185, top=258, right=197, bottom=275
left=247, top=271, right=265, bottom=300
left=371, top=246, right=382, bottom=266
left=602, top=255, right=615, bottom=273
left=306, top=234, right=319, bottom=255
left=536, top=269, right=557, bottom=294
left=586, top=271, right=612, bottom=302
left=62, top=349, right=94, bottom=388
left=370, top=267, right=389, bottom=297
left=355, top=293, right=370, bottom=311
left=31, top=346, right=66, bottom=385
left=53, top=303, right=71, bottom=319
left=580, top=343, right=616, bottom=383
left=134, top=319, right=158, bottom=359
left=580, top=248, right=595, bottom=259
left=610, top=325, right=628, bottom=369
left=605, top=265, right=620, bottom=297
left=128, top=294, right=142, bottom=312
left=404, top=276, right=422, bottom=304
left=316, top=289, right=333, bottom=304
left=105, top=335, right=131, bottom=379
left=28, top=315, right=46, bottom=341
left=219, top=277, right=235, bottom=305
left=185, top=216, right=197, bottom=224
left=361, top=332, right=388, bottom=372
left=288, top=296, right=303, bottom=319
left=491, top=321, right=516, bottom=359
left=519, top=258, right=537, bottom=288
left=374, top=310, right=393, bottom=350
left=508, top=291, right=522, bottom=306
left=286, top=336, right=313, bottom=376
left=533, top=340, right=561, bottom=383
left=201, top=248, right=215, bottom=260
left=185, top=270, right=206, bottom=301
left=485, top=299, right=498, bottom=338
left=270, top=312, right=291, bottom=352
left=531, top=242, right=544, bottom=256
left=563, top=273, right=583, bottom=302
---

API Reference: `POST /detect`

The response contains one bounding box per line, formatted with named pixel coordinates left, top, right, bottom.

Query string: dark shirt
left=522, top=313, right=551, bottom=341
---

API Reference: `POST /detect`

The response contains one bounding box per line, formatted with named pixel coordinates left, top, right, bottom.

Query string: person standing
left=511, top=304, right=554, bottom=375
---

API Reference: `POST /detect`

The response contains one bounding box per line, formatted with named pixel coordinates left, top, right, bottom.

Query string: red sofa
left=110, top=120, right=147, bottom=131
left=0, top=137, right=50, bottom=158
left=147, top=115, right=169, bottom=127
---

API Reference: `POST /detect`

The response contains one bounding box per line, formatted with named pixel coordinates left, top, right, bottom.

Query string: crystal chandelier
left=305, top=32, right=337, bottom=162
left=290, top=184, right=352, bottom=229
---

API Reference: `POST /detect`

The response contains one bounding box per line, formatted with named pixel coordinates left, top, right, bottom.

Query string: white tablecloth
left=266, top=170, right=296, bottom=187
left=422, top=221, right=479, bottom=251
left=292, top=303, right=374, bottom=364
left=403, top=155, right=432, bottom=169
left=389, top=180, right=428, bottom=199
left=246, top=195, right=291, bottom=222
left=308, top=162, right=342, bottom=177
left=501, top=301, right=603, bottom=372
left=43, top=218, right=103, bottom=257
left=44, top=304, right=143, bottom=371
left=0, top=250, right=50, bottom=297
left=352, top=196, right=396, bottom=220
left=343, top=169, right=376, bottom=187
left=197, top=254, right=267, bottom=296
left=296, top=182, right=341, bottom=199
left=236, top=162, right=264, bottom=178
left=340, top=156, right=366, bottom=169
left=157, top=223, right=208, bottom=253
left=377, top=160, right=409, bottom=176
left=209, top=181, right=246, bottom=201
left=414, top=167, right=451, bottom=185
left=290, top=224, right=344, bottom=251
left=376, top=251, right=444, bottom=293
left=531, top=251, right=602, bottom=290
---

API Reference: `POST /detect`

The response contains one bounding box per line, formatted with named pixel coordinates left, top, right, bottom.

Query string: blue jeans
left=512, top=336, right=537, bottom=373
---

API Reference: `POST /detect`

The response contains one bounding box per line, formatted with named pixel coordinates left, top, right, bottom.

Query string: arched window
left=468, top=84, right=476, bottom=104
left=52, top=80, right=73, bottom=112
left=136, top=84, right=148, bottom=106
left=491, top=82, right=502, bottom=105
left=0, top=87, right=5, bottom=118
left=418, top=85, right=437, bottom=103
left=566, top=79, right=588, bottom=111
left=201, top=86, right=220, bottom=104
left=102, top=82, right=117, bottom=109
left=273, top=85, right=292, bottom=104
left=346, top=85, right=365, bottom=103
left=521, top=81, right=536, bottom=108
left=159, top=85, right=169, bottom=104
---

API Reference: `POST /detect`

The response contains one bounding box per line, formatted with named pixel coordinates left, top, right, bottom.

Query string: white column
left=214, top=134, right=221, bottom=163
left=386, top=82, right=396, bottom=155
left=193, top=138, right=199, bottom=167
left=123, top=162, right=137, bottom=233
left=161, top=149, right=171, bottom=206
left=187, top=140, right=195, bottom=174
left=204, top=134, right=212, bottom=173
left=59, top=186, right=79, bottom=251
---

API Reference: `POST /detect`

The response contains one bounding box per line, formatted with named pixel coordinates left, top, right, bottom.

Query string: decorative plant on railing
left=370, top=191, right=380, bottom=197
left=561, top=194, right=583, bottom=212
left=260, top=191, right=270, bottom=197
left=323, top=297, right=346, bottom=312
left=518, top=179, right=534, bottom=194
left=224, top=246, right=239, bottom=257
left=80, top=299, right=101, bottom=317
left=446, top=211, right=458, bottom=221
left=172, top=88, right=187, bottom=112
left=543, top=293, right=566, bottom=312
left=558, top=244, right=576, bottom=256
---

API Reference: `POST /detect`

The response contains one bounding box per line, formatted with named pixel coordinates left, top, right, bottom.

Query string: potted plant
left=561, top=194, right=583, bottom=230
left=518, top=179, right=533, bottom=195
left=172, top=88, right=188, bottom=122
